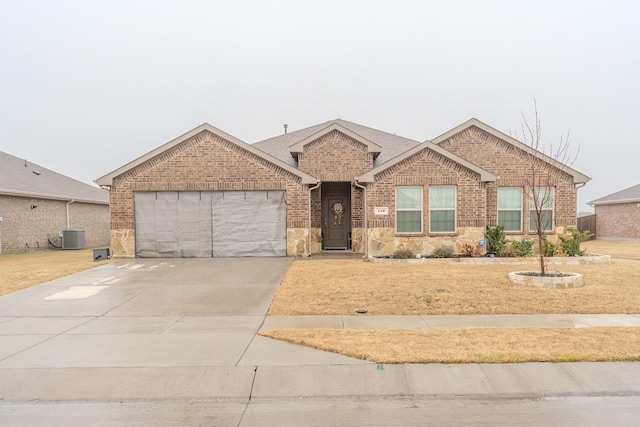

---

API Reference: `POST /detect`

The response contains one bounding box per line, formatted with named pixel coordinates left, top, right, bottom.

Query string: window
left=529, top=187, right=554, bottom=231
left=497, top=187, right=522, bottom=231
left=396, top=186, right=423, bottom=233
left=429, top=186, right=456, bottom=232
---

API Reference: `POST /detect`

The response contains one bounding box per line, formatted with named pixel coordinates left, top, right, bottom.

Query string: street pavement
left=0, top=257, right=639, bottom=426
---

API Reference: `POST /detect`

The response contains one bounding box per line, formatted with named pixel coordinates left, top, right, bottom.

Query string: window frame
left=529, top=187, right=555, bottom=232
left=429, top=185, right=457, bottom=234
left=395, top=186, right=423, bottom=234
left=497, top=187, right=523, bottom=232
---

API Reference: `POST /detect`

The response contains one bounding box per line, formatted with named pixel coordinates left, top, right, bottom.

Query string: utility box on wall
left=92, top=247, right=109, bottom=261
left=61, top=229, right=86, bottom=250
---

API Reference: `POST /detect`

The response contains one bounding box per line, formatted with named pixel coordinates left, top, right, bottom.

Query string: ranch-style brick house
left=96, top=118, right=590, bottom=258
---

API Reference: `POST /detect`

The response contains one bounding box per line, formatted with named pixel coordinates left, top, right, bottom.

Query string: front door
left=321, top=182, right=351, bottom=250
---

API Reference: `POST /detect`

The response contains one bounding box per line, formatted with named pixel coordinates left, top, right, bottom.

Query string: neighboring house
left=96, top=118, right=590, bottom=258
left=588, top=184, right=640, bottom=239
left=0, top=151, right=110, bottom=253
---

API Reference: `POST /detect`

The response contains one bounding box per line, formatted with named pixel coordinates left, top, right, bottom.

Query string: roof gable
left=0, top=150, right=108, bottom=204
left=432, top=118, right=591, bottom=184
left=288, top=122, right=383, bottom=159
left=589, top=183, right=640, bottom=206
left=357, top=140, right=496, bottom=183
left=96, top=123, right=318, bottom=186
left=252, top=119, right=421, bottom=167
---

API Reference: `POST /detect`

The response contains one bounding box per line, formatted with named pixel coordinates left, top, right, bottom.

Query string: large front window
left=497, top=187, right=522, bottom=231
left=529, top=187, right=554, bottom=231
left=429, top=186, right=456, bottom=233
left=396, top=186, right=423, bottom=233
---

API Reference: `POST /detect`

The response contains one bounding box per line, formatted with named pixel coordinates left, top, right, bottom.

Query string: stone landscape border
left=369, top=254, right=611, bottom=265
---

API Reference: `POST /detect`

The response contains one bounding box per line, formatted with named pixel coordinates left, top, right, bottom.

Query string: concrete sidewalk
left=261, top=313, right=640, bottom=330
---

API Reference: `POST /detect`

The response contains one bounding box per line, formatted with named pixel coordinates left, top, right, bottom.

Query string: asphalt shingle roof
left=252, top=119, right=421, bottom=167
left=0, top=150, right=108, bottom=204
left=589, top=183, right=640, bottom=206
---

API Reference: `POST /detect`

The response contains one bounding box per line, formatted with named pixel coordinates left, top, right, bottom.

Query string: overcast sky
left=1, top=0, right=638, bottom=212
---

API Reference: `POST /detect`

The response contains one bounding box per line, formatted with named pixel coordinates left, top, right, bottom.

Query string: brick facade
left=107, top=130, right=310, bottom=256
left=595, top=203, right=640, bottom=239
left=0, top=194, right=109, bottom=252
left=101, top=119, right=586, bottom=258
left=437, top=126, right=578, bottom=233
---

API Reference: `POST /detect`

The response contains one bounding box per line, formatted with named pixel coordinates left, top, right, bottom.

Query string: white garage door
left=134, top=191, right=286, bottom=257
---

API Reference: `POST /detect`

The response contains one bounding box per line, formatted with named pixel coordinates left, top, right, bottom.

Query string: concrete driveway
left=0, top=258, right=363, bottom=368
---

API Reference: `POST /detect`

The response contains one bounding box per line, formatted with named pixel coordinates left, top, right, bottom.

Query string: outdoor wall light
left=30, top=204, right=38, bottom=209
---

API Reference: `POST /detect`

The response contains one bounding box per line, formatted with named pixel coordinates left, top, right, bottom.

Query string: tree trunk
left=537, top=234, right=546, bottom=276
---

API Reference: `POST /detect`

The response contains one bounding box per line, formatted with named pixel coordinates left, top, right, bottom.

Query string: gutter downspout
left=66, top=199, right=75, bottom=229
left=308, top=181, right=321, bottom=256
left=354, top=179, right=368, bottom=259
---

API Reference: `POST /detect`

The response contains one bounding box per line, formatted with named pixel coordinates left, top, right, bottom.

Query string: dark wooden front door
left=322, top=183, right=351, bottom=249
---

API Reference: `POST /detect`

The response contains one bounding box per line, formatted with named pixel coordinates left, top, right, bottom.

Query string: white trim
left=429, top=185, right=457, bottom=233
left=395, top=186, right=423, bottom=234
left=497, top=187, right=523, bottom=232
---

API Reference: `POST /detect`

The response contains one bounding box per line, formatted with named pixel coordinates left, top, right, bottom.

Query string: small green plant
left=485, top=225, right=506, bottom=255
left=510, top=239, right=534, bottom=257
left=558, top=227, right=593, bottom=256
left=393, top=248, right=415, bottom=259
left=432, top=247, right=455, bottom=258
left=498, top=243, right=520, bottom=257
left=541, top=236, right=557, bottom=257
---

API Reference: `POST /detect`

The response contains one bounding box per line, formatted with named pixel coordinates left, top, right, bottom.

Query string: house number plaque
left=374, top=207, right=388, bottom=215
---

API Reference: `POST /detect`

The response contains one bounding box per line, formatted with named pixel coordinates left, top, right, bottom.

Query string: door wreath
left=331, top=202, right=344, bottom=226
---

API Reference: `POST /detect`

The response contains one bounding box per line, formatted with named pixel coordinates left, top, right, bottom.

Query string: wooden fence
left=577, top=214, right=597, bottom=239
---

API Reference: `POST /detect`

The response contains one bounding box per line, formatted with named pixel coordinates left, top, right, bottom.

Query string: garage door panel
left=135, top=190, right=285, bottom=258
left=212, top=191, right=286, bottom=257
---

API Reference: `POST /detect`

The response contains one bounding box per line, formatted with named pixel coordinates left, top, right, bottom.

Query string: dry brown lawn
left=268, top=258, right=639, bottom=315
left=261, top=327, right=640, bottom=364
left=265, top=239, right=640, bottom=363
left=584, top=239, right=640, bottom=260
left=0, top=249, right=110, bottom=296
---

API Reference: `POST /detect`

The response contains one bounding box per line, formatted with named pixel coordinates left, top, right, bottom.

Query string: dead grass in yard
left=584, top=239, right=640, bottom=260
left=266, top=240, right=640, bottom=363
left=268, top=259, right=640, bottom=315
left=260, top=327, right=640, bottom=364
left=0, top=249, right=110, bottom=296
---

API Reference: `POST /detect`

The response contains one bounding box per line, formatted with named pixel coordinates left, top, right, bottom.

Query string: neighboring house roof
left=95, top=123, right=317, bottom=186
left=253, top=119, right=421, bottom=167
left=0, top=150, right=108, bottom=204
left=357, top=140, right=496, bottom=183
left=589, top=183, right=640, bottom=206
left=431, top=118, right=591, bottom=184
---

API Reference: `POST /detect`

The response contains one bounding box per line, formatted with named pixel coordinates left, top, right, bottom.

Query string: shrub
left=499, top=243, right=520, bottom=257
left=542, top=236, right=567, bottom=256
left=510, top=239, right=534, bottom=257
left=558, top=227, right=593, bottom=256
left=432, top=247, right=455, bottom=258
left=485, top=225, right=506, bottom=255
left=393, top=248, right=415, bottom=259
left=461, top=242, right=483, bottom=257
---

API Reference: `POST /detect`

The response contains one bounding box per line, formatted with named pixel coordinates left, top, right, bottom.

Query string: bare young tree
left=516, top=100, right=578, bottom=275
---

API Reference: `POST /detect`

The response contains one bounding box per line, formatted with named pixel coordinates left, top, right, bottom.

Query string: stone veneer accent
left=367, top=227, right=485, bottom=257
left=287, top=228, right=309, bottom=256
left=110, top=229, right=135, bottom=258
